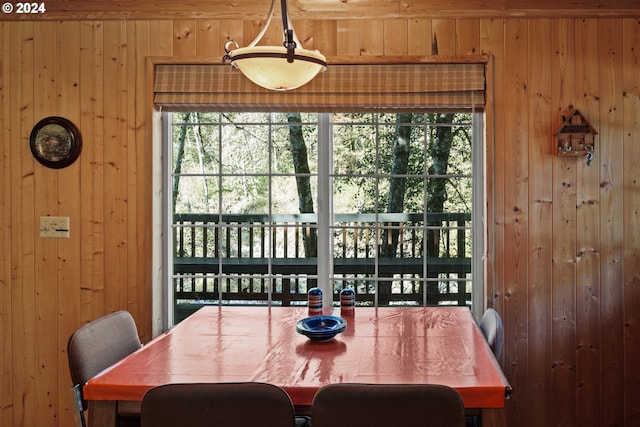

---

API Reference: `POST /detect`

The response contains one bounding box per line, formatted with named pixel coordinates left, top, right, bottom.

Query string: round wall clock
left=30, top=116, right=82, bottom=169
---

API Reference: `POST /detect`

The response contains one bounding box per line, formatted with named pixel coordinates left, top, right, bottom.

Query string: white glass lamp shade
left=228, top=46, right=327, bottom=91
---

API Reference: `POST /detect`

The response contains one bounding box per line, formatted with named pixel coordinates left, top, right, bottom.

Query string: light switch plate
left=40, top=216, right=70, bottom=238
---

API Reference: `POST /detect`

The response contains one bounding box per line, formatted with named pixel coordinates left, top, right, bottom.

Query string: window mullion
left=317, top=113, right=333, bottom=309
left=161, top=112, right=174, bottom=330
left=472, top=113, right=484, bottom=319
left=267, top=114, right=274, bottom=305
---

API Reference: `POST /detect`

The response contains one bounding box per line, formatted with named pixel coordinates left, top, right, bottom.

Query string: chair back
left=140, top=383, right=297, bottom=427
left=68, top=310, right=142, bottom=388
left=67, top=310, right=142, bottom=426
left=311, top=383, right=465, bottom=427
left=479, top=308, right=503, bottom=357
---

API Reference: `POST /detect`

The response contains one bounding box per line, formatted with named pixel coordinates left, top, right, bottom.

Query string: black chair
left=479, top=308, right=504, bottom=357
left=140, top=382, right=299, bottom=427
left=311, top=383, right=466, bottom=427
left=67, top=310, right=143, bottom=427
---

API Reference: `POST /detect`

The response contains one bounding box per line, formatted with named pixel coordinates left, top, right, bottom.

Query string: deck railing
left=173, top=212, right=472, bottom=310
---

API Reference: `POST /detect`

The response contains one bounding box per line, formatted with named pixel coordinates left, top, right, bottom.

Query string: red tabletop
left=84, top=306, right=510, bottom=409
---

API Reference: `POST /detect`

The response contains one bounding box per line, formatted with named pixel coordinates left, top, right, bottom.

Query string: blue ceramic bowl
left=296, top=315, right=347, bottom=341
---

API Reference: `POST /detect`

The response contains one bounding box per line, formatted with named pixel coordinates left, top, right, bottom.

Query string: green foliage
left=171, top=111, right=472, bottom=215
left=331, top=112, right=473, bottom=215
left=171, top=112, right=320, bottom=214
left=170, top=111, right=474, bottom=261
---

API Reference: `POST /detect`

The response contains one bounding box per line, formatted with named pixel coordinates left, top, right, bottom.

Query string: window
left=163, top=111, right=483, bottom=325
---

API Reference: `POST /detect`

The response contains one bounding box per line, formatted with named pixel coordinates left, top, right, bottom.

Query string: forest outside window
left=163, top=111, right=483, bottom=324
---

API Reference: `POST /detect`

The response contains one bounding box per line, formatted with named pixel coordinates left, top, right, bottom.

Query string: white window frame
left=154, top=112, right=485, bottom=330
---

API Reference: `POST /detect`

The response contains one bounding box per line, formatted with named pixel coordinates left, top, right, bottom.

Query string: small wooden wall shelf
left=554, top=109, right=597, bottom=157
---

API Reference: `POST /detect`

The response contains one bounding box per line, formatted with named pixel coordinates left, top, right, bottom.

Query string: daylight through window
left=164, top=112, right=482, bottom=324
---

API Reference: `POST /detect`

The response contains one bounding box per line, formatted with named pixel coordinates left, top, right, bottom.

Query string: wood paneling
left=599, top=18, right=626, bottom=426
left=1, top=6, right=640, bottom=427
left=502, top=17, right=530, bottom=423
left=2, top=0, right=640, bottom=20
left=528, top=18, right=553, bottom=427
left=33, top=20, right=58, bottom=425
left=574, top=18, right=601, bottom=426
left=0, top=18, right=11, bottom=427
left=79, top=20, right=106, bottom=324
left=622, top=18, right=640, bottom=425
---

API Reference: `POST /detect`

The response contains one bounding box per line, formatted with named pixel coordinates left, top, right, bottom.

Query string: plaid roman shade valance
left=154, top=62, right=486, bottom=112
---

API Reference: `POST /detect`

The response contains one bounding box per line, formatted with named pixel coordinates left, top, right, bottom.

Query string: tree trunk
left=380, top=113, right=412, bottom=257
left=172, top=112, right=190, bottom=213
left=378, top=113, right=412, bottom=303
left=191, top=114, right=210, bottom=209
left=287, top=113, right=317, bottom=257
left=425, top=113, right=455, bottom=302
left=426, top=113, right=455, bottom=256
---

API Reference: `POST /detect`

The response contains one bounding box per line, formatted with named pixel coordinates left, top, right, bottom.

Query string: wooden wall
left=1, top=3, right=639, bottom=426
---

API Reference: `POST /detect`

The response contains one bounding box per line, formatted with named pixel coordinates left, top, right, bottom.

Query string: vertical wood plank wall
left=1, top=14, right=639, bottom=427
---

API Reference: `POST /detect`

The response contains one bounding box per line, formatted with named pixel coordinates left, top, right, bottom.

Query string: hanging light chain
left=280, top=0, right=296, bottom=62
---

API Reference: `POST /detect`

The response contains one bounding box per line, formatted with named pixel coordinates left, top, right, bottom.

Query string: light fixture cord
left=281, top=0, right=296, bottom=63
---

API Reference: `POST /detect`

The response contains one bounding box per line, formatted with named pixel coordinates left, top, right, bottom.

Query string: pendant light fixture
left=223, top=0, right=327, bottom=91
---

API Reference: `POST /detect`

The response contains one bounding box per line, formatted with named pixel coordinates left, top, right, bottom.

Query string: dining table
left=83, top=305, right=511, bottom=427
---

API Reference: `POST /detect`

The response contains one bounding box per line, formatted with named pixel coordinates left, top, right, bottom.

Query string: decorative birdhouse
left=554, top=109, right=597, bottom=157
